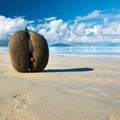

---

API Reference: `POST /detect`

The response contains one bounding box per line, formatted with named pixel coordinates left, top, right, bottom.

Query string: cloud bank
left=0, top=16, right=30, bottom=40
left=1, top=9, right=120, bottom=43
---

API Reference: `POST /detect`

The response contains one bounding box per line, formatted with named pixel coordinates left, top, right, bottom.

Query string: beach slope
left=0, top=53, right=120, bottom=120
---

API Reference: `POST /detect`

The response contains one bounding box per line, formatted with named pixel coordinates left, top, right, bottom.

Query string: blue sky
left=1, top=0, right=120, bottom=20
left=0, top=0, right=120, bottom=43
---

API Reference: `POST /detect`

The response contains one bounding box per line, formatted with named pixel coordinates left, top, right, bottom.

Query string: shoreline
left=0, top=49, right=120, bottom=59
left=0, top=53, right=120, bottom=120
left=1, top=45, right=120, bottom=58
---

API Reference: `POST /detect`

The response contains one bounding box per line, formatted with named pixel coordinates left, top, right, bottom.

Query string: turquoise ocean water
left=0, top=42, right=120, bottom=58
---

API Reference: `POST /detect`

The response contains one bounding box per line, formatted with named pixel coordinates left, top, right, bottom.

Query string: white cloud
left=38, top=19, right=68, bottom=43
left=36, top=10, right=120, bottom=43
left=1, top=10, right=120, bottom=43
left=44, top=17, right=56, bottom=21
left=75, top=10, right=101, bottom=22
left=0, top=15, right=30, bottom=40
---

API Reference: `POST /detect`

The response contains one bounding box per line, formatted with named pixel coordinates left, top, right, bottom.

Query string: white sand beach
left=0, top=53, right=120, bottom=120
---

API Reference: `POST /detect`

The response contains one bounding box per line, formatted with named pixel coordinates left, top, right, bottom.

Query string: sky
left=0, top=0, right=120, bottom=43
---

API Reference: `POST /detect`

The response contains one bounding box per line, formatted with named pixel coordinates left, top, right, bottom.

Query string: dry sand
left=0, top=53, right=120, bottom=120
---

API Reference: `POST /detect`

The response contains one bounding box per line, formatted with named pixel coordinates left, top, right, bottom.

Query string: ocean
left=50, top=42, right=120, bottom=58
left=0, top=42, right=120, bottom=58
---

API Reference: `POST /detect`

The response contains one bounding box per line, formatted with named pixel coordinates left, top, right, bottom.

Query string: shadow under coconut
left=43, top=67, right=94, bottom=73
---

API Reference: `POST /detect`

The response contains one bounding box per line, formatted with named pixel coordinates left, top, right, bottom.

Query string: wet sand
left=0, top=53, right=120, bottom=120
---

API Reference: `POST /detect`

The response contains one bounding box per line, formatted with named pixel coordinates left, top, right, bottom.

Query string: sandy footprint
left=3, top=93, right=38, bottom=120
left=11, top=94, right=31, bottom=112
left=3, top=94, right=31, bottom=120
